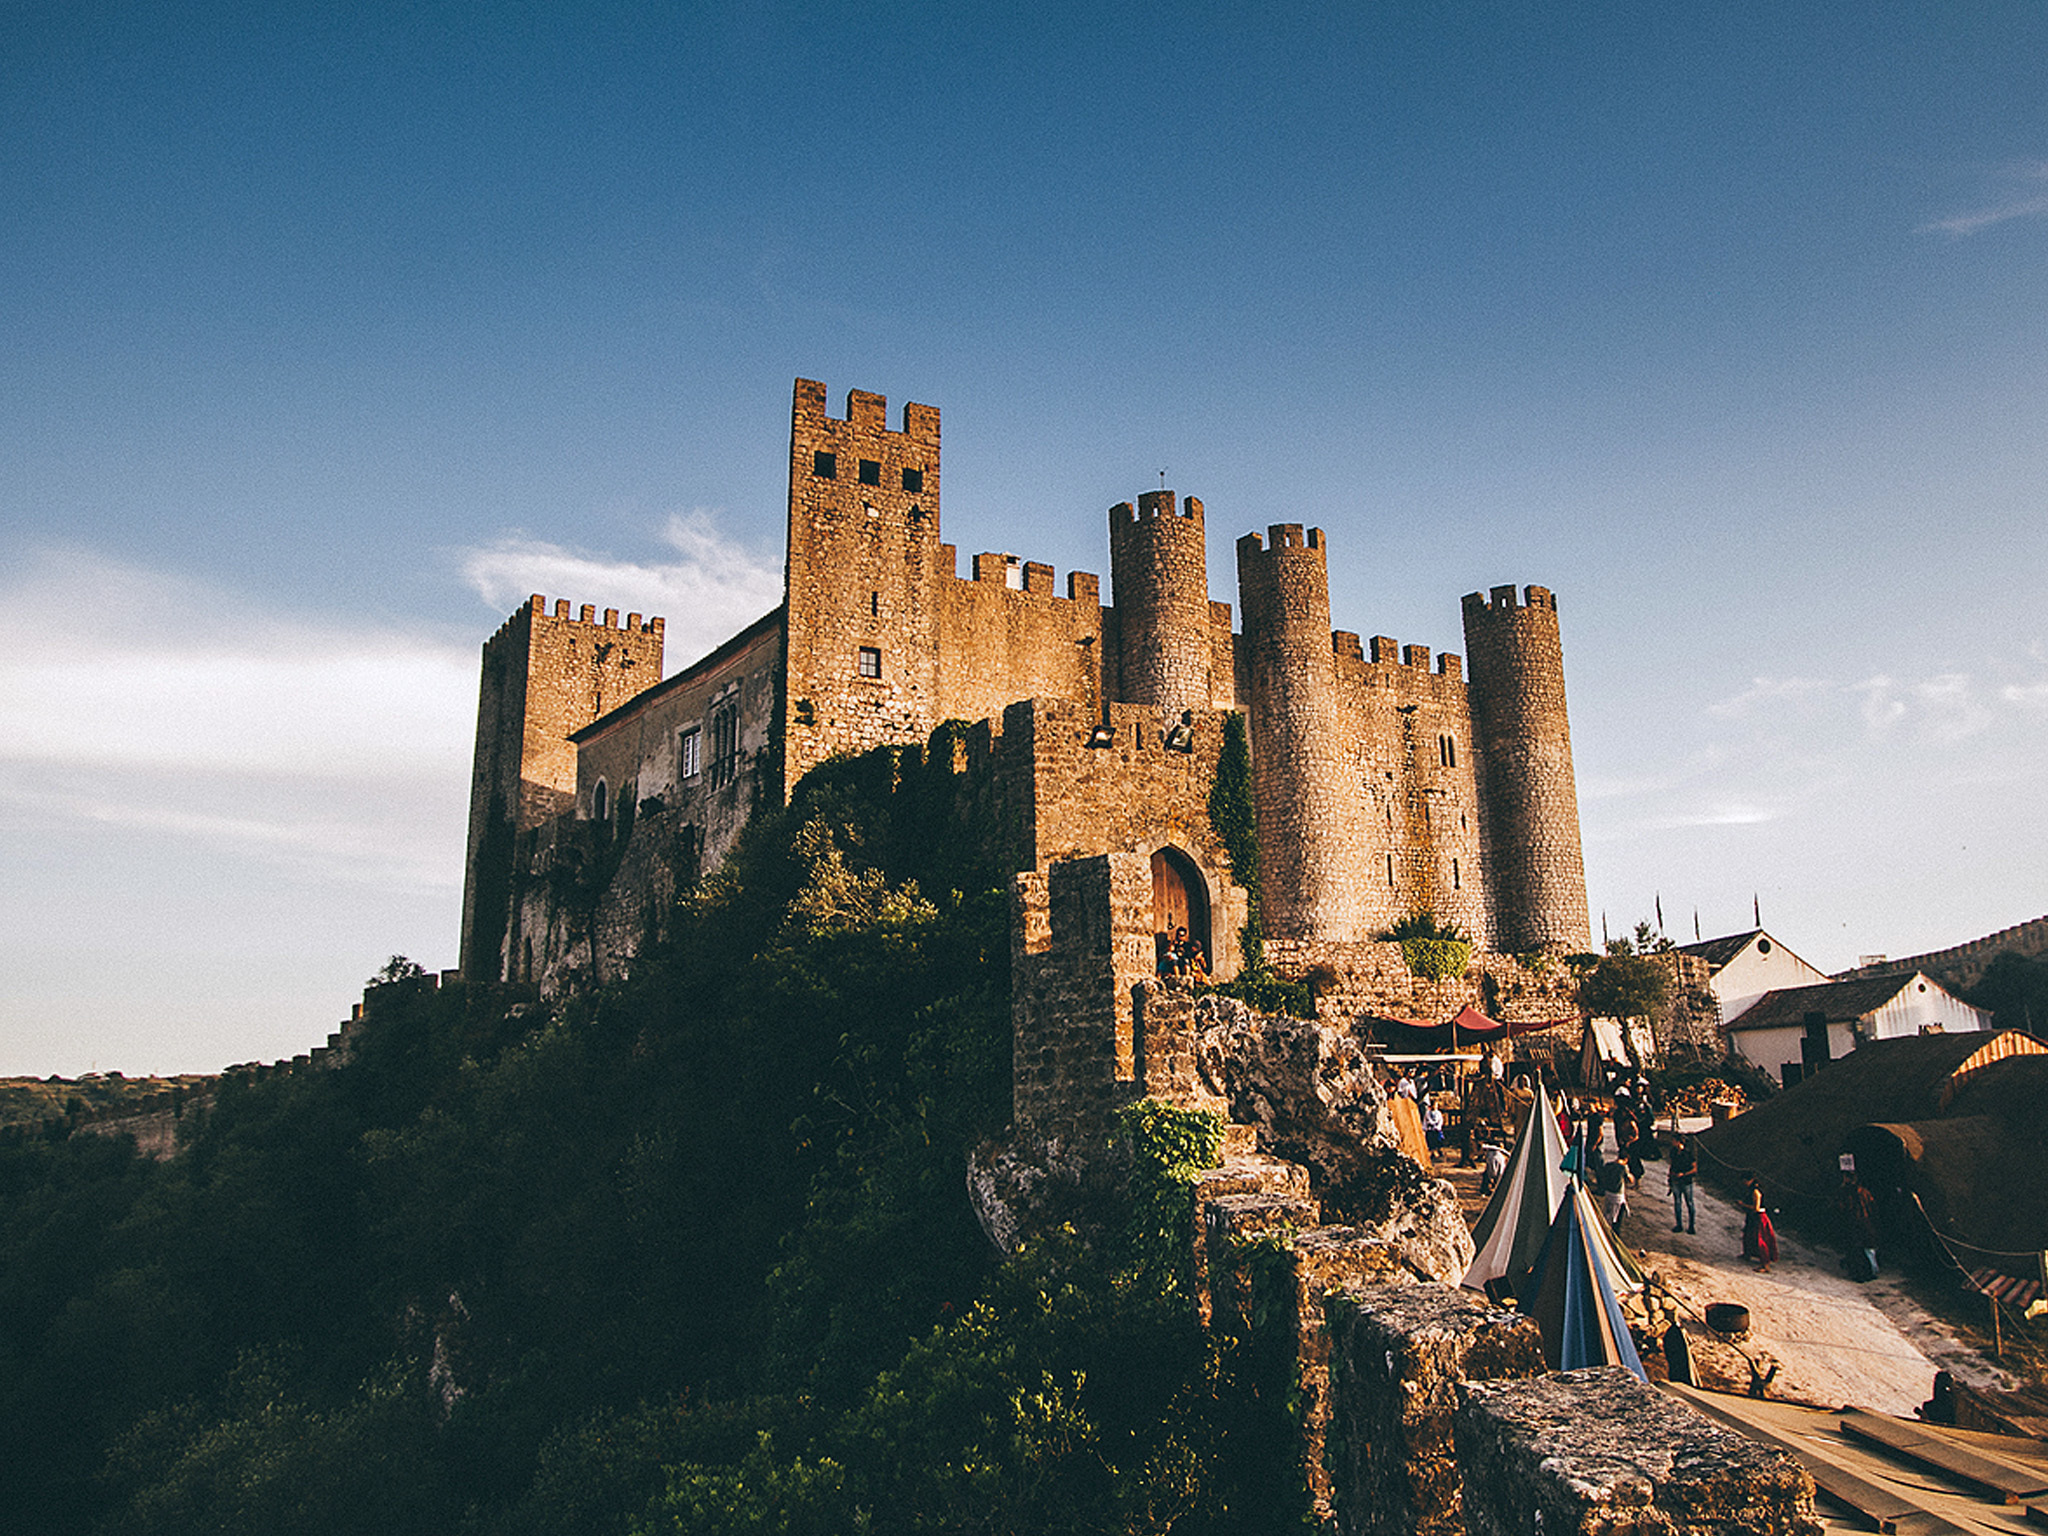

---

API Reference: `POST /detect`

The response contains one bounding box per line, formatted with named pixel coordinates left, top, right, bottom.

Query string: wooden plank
left=1665, top=1388, right=1936, bottom=1534
left=1839, top=1410, right=2048, bottom=1504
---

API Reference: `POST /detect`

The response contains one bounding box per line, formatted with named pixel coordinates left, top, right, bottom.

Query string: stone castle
left=458, top=378, right=1592, bottom=1075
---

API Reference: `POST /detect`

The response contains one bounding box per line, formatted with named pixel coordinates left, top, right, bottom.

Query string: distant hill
left=0, top=1073, right=215, bottom=1133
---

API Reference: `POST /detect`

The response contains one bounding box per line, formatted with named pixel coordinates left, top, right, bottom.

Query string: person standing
left=1668, top=1135, right=1698, bottom=1234
left=1743, top=1177, right=1776, bottom=1272
left=1839, top=1173, right=1879, bottom=1280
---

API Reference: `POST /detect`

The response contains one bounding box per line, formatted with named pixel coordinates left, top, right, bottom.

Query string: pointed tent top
left=1521, top=1183, right=1647, bottom=1380
left=1461, top=1081, right=1572, bottom=1293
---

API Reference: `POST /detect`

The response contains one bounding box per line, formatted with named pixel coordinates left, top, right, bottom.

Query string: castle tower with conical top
left=1108, top=490, right=1213, bottom=714
left=1462, top=584, right=1591, bottom=953
left=1236, top=524, right=1367, bottom=942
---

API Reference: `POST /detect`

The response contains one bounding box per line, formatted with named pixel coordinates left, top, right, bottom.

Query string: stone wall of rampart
left=1834, top=911, right=2048, bottom=990
left=1261, top=939, right=1582, bottom=1029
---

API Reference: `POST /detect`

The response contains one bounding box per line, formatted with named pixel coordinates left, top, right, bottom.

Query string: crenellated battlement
left=1110, top=490, right=1205, bottom=525
left=792, top=378, right=941, bottom=441
left=1462, top=583, right=1558, bottom=619
left=1237, top=523, right=1326, bottom=560
left=518, top=595, right=664, bottom=637
left=943, top=547, right=1102, bottom=605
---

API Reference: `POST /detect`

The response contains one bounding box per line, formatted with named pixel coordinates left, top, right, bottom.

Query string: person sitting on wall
left=1155, top=931, right=1179, bottom=979
left=1183, top=936, right=1208, bottom=981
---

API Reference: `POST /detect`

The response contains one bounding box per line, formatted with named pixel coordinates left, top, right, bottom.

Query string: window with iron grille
left=709, top=704, right=740, bottom=788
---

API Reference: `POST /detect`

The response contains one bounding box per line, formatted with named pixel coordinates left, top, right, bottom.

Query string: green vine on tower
left=1206, top=711, right=1262, bottom=970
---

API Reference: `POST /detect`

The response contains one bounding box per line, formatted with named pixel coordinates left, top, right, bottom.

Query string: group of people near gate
left=1153, top=926, right=1208, bottom=981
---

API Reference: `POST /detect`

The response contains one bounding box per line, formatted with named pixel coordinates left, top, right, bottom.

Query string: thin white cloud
left=1707, top=676, right=1831, bottom=719
left=460, top=511, right=783, bottom=668
left=1919, top=160, right=2048, bottom=236
left=0, top=547, right=471, bottom=878
left=1639, top=803, right=1780, bottom=831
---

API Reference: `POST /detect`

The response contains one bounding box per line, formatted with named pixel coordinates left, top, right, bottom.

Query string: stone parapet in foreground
left=1454, top=1367, right=1822, bottom=1536
left=1326, top=1284, right=1544, bottom=1536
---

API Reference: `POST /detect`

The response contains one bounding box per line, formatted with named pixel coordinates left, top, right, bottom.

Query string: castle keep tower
left=781, top=379, right=945, bottom=797
left=1108, top=490, right=1213, bottom=714
left=1461, top=585, right=1590, bottom=953
left=459, top=597, right=664, bottom=980
left=1237, top=525, right=1366, bottom=942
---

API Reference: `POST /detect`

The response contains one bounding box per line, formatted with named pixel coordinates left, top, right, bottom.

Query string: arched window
left=593, top=779, right=609, bottom=822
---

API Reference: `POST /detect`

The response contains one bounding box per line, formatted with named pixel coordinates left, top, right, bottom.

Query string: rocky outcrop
left=1193, top=995, right=1473, bottom=1278
left=966, top=1129, right=1129, bottom=1255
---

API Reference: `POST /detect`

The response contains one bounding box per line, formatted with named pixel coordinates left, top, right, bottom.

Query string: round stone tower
left=1108, top=490, right=1213, bottom=714
left=1461, top=584, right=1591, bottom=953
left=1236, top=524, right=1363, bottom=942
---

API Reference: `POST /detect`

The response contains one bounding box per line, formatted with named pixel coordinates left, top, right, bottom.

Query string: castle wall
left=1462, top=585, right=1591, bottom=954
left=460, top=596, right=664, bottom=980
left=1011, top=853, right=1156, bottom=1133
left=932, top=552, right=1103, bottom=727
left=1261, top=939, right=1583, bottom=1030
left=1238, top=525, right=1371, bottom=943
left=1334, top=636, right=1490, bottom=946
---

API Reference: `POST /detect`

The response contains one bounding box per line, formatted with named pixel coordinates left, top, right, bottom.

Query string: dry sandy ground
left=1614, top=1168, right=2010, bottom=1414
left=1435, top=1128, right=2011, bottom=1416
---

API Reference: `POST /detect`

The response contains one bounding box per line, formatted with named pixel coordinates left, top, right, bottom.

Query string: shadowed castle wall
left=460, top=596, right=664, bottom=981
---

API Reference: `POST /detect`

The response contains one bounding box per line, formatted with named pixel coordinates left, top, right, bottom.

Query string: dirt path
left=1436, top=1128, right=2011, bottom=1416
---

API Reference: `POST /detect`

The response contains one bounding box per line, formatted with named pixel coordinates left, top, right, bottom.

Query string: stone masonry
left=1324, top=1285, right=1545, bottom=1536
left=460, top=375, right=1593, bottom=1002
left=1454, top=1368, right=1822, bottom=1536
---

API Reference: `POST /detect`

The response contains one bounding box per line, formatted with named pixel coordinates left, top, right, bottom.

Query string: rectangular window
left=858, top=458, right=881, bottom=486
left=813, top=451, right=837, bottom=479
left=709, top=705, right=740, bottom=789
left=678, top=726, right=701, bottom=779
left=902, top=466, right=923, bottom=492
left=858, top=646, right=882, bottom=678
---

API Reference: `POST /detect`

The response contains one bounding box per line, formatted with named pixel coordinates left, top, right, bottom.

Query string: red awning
left=1365, top=1008, right=1578, bottom=1052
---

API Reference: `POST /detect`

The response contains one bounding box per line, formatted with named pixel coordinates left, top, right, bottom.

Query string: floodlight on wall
left=1163, top=710, right=1195, bottom=753
left=1087, top=724, right=1118, bottom=749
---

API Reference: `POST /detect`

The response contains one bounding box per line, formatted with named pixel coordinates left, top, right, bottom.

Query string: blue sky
left=5, top=2, right=2047, bottom=1075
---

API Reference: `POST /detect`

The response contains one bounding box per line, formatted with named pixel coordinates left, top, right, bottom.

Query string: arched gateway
left=1150, top=846, right=1211, bottom=973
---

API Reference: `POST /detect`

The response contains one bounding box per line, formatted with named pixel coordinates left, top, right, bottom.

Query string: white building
left=1676, top=929, right=1830, bottom=1029
left=1722, top=971, right=1991, bottom=1085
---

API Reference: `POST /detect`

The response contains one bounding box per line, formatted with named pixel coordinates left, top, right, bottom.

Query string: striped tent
left=1521, top=1182, right=1647, bottom=1379
left=1461, top=1082, right=1572, bottom=1294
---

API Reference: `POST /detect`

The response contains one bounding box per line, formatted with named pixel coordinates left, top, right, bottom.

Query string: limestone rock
left=1192, top=996, right=1473, bottom=1280
left=966, top=1129, right=1126, bottom=1255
